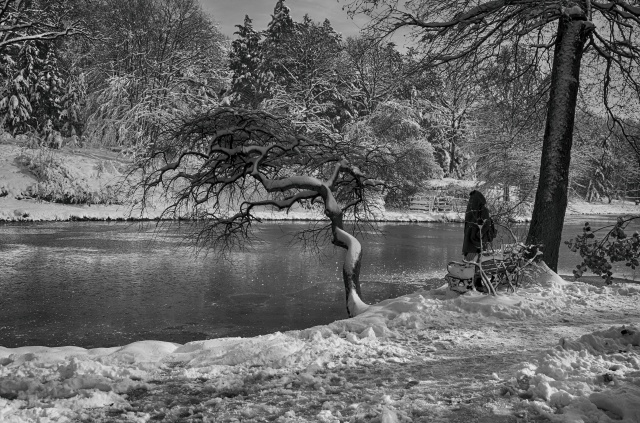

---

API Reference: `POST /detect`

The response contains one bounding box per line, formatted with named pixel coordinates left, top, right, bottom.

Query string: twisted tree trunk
left=324, top=185, right=368, bottom=317
left=335, top=227, right=369, bottom=317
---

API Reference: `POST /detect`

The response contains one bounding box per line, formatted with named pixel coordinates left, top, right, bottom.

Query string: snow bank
left=321, top=263, right=593, bottom=334
left=511, top=325, right=640, bottom=422
left=0, top=342, right=176, bottom=422
left=166, top=334, right=307, bottom=368
left=0, top=329, right=409, bottom=421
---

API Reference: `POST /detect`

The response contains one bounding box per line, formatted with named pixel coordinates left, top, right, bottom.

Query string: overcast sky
left=198, top=0, right=370, bottom=40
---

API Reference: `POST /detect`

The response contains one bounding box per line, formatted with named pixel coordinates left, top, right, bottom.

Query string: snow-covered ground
left=1, top=264, right=639, bottom=422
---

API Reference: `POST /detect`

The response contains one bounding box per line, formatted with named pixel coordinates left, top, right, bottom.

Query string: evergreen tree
left=0, top=0, right=83, bottom=134
left=229, top=1, right=351, bottom=128
left=265, top=0, right=294, bottom=41
left=263, top=14, right=349, bottom=128
left=0, top=40, right=71, bottom=134
left=229, top=15, right=266, bottom=108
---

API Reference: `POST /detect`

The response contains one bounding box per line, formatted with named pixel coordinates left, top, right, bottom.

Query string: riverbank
left=1, top=264, right=639, bottom=422
left=1, top=196, right=638, bottom=224
left=1, top=141, right=638, bottom=223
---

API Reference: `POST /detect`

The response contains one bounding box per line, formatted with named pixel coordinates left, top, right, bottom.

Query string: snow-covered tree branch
left=0, top=0, right=84, bottom=52
left=133, top=107, right=410, bottom=317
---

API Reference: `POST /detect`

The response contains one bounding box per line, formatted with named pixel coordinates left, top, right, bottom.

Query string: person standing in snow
left=462, top=190, right=496, bottom=262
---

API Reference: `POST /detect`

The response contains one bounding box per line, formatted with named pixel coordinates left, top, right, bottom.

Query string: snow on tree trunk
left=335, top=227, right=369, bottom=317
left=526, top=8, right=593, bottom=271
left=324, top=185, right=368, bottom=317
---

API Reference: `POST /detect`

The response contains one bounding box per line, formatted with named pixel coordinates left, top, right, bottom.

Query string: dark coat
left=462, top=190, right=492, bottom=255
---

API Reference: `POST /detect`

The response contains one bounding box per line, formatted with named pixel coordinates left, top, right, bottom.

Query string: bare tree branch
left=0, top=0, right=85, bottom=52
left=132, top=107, right=404, bottom=317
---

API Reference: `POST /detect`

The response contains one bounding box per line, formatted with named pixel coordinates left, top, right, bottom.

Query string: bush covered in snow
left=16, top=147, right=125, bottom=205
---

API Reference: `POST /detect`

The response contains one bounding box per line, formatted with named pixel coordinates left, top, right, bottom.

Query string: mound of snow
left=512, top=325, right=640, bottom=422
left=167, top=333, right=306, bottom=368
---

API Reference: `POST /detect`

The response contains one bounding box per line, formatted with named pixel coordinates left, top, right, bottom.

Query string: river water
left=0, top=216, right=634, bottom=348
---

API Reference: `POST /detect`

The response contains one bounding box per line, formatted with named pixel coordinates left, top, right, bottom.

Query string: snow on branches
left=133, top=107, right=395, bottom=316
left=566, top=216, right=640, bottom=284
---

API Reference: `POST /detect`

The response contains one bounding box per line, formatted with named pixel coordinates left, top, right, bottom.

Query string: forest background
left=6, top=0, right=640, bottom=203
left=1, top=0, right=640, bottom=277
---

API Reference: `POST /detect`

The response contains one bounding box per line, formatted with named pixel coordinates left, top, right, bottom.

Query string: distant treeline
left=1, top=0, right=639, bottom=205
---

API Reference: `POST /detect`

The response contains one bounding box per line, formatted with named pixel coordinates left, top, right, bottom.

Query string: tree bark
left=449, top=139, right=456, bottom=176
left=334, top=227, right=368, bottom=317
left=526, top=8, right=593, bottom=271
left=324, top=185, right=368, bottom=317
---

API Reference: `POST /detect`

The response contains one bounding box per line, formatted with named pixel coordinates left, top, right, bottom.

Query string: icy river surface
left=0, top=216, right=631, bottom=348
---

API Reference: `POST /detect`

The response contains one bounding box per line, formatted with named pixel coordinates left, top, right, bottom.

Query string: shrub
left=16, top=147, right=124, bottom=205
left=565, top=217, right=640, bottom=284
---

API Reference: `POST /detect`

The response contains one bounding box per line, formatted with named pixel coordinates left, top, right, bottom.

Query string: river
left=0, top=216, right=635, bottom=348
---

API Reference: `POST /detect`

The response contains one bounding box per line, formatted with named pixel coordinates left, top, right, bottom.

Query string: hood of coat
left=466, top=190, right=487, bottom=214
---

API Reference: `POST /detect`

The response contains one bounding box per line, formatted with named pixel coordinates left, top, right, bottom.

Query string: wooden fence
left=410, top=190, right=467, bottom=213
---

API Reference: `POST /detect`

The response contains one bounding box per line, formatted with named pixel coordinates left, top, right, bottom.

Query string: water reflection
left=0, top=217, right=635, bottom=348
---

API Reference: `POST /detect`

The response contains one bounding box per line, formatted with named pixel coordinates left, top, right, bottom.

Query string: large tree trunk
left=526, top=8, right=593, bottom=271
